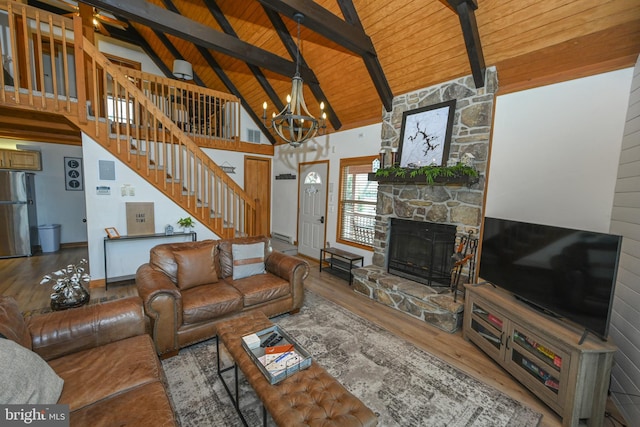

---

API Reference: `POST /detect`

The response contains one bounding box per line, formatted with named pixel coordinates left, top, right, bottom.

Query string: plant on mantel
left=372, top=163, right=479, bottom=185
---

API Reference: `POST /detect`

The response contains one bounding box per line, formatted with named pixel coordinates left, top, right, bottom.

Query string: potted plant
left=40, top=258, right=91, bottom=311
left=177, top=216, right=195, bottom=232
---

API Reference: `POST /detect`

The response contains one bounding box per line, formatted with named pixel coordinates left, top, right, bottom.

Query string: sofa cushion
left=181, top=283, right=243, bottom=325
left=218, top=236, right=271, bottom=278
left=174, top=245, right=218, bottom=290
left=0, top=338, right=64, bottom=404
left=229, top=273, right=291, bottom=307
left=70, top=381, right=177, bottom=426
left=49, top=334, right=162, bottom=411
left=0, top=296, right=32, bottom=349
left=232, top=242, right=266, bottom=280
left=149, top=240, right=217, bottom=284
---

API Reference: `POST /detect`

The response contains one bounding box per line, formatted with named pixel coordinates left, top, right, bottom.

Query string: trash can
left=38, top=224, right=61, bottom=253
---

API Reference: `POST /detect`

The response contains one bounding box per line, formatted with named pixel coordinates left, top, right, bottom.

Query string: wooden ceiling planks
left=80, top=0, right=640, bottom=135
left=496, top=18, right=640, bottom=94
left=479, top=0, right=637, bottom=63
left=0, top=107, right=81, bottom=145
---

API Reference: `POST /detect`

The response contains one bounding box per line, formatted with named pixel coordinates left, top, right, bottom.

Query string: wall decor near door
left=64, top=157, right=84, bottom=191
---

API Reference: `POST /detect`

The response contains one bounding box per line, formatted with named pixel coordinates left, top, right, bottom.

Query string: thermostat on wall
left=96, top=186, right=111, bottom=195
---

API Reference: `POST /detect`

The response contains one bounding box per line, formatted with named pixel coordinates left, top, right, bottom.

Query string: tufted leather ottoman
left=216, top=311, right=377, bottom=427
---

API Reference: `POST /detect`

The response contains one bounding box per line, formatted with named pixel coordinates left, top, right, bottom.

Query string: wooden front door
left=244, top=156, right=271, bottom=236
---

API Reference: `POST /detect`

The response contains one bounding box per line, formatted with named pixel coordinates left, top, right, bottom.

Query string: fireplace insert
left=387, top=218, right=456, bottom=286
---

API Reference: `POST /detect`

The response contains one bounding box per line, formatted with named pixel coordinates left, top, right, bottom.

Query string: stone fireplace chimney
left=351, top=68, right=499, bottom=333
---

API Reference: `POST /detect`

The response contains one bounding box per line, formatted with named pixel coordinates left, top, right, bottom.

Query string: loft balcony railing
left=0, top=0, right=257, bottom=238
left=0, top=0, right=240, bottom=147
left=119, top=68, right=240, bottom=148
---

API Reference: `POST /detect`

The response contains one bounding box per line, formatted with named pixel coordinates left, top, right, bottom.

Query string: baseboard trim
left=60, top=241, right=88, bottom=249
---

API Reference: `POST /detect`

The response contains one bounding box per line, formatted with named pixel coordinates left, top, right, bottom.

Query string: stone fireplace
left=352, top=68, right=498, bottom=333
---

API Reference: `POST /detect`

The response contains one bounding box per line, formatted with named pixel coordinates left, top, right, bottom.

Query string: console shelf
left=319, top=247, right=364, bottom=285
left=463, top=283, right=617, bottom=427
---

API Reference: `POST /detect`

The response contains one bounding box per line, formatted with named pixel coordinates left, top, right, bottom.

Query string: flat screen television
left=479, top=216, right=622, bottom=340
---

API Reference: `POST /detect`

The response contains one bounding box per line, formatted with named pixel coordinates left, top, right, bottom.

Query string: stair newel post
left=73, top=16, right=87, bottom=125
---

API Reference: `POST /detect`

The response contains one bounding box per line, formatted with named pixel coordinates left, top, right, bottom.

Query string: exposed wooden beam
left=257, top=0, right=373, bottom=57
left=159, top=0, right=276, bottom=145
left=203, top=1, right=285, bottom=121
left=337, top=0, right=393, bottom=112
left=261, top=0, right=392, bottom=113
left=77, top=0, right=317, bottom=83
left=262, top=6, right=342, bottom=130
left=446, top=0, right=485, bottom=88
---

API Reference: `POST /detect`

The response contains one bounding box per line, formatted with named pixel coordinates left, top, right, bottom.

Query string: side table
left=319, top=247, right=364, bottom=285
left=103, top=231, right=197, bottom=289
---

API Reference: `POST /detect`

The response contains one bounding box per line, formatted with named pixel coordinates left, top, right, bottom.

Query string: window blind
left=338, top=157, right=378, bottom=248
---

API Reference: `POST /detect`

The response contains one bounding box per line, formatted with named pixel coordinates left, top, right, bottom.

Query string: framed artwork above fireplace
left=397, top=99, right=456, bottom=168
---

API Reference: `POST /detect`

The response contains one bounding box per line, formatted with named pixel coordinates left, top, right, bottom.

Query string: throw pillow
left=232, top=242, right=266, bottom=280
left=174, top=245, right=218, bottom=290
left=0, top=338, right=63, bottom=404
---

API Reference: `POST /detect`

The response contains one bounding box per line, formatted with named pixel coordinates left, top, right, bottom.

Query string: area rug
left=162, top=290, right=542, bottom=426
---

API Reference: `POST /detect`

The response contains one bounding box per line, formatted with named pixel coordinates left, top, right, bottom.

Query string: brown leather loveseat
left=136, top=236, right=309, bottom=358
left=0, top=296, right=177, bottom=426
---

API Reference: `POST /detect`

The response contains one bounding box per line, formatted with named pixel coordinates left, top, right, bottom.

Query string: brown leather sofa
left=136, top=236, right=309, bottom=358
left=0, top=296, right=177, bottom=426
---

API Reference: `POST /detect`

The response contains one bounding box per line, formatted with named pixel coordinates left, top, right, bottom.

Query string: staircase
left=0, top=0, right=258, bottom=238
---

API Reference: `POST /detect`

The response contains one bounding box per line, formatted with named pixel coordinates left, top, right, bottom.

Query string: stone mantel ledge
left=352, top=265, right=464, bottom=333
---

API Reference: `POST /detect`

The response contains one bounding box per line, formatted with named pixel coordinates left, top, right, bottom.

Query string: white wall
left=0, top=139, right=86, bottom=244
left=81, top=137, right=275, bottom=281
left=272, top=123, right=382, bottom=265
left=96, top=35, right=164, bottom=76
left=487, top=68, right=637, bottom=423
left=82, top=134, right=217, bottom=281
left=486, top=68, right=633, bottom=232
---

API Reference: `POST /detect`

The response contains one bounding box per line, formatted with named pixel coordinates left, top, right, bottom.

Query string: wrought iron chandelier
left=263, top=13, right=326, bottom=147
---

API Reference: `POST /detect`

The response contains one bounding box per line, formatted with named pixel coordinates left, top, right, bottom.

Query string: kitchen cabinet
left=0, top=149, right=42, bottom=170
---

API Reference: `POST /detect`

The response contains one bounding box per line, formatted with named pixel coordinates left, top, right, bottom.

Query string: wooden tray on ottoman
left=241, top=325, right=312, bottom=385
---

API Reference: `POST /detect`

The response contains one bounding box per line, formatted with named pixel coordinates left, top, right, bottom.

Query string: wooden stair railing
left=0, top=0, right=257, bottom=238
left=119, top=68, right=242, bottom=150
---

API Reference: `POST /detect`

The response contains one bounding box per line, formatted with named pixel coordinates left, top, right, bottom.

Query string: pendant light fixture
left=263, top=13, right=326, bottom=147
left=172, top=59, right=193, bottom=81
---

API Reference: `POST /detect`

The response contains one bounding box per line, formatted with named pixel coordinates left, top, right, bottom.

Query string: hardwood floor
left=303, top=263, right=562, bottom=427
left=3, top=248, right=625, bottom=426
left=0, top=247, right=137, bottom=312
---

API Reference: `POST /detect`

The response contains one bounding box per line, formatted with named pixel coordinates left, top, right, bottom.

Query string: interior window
left=304, top=172, right=322, bottom=184
left=337, top=156, right=378, bottom=249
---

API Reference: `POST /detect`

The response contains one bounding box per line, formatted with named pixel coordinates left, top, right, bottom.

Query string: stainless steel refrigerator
left=0, top=171, right=38, bottom=257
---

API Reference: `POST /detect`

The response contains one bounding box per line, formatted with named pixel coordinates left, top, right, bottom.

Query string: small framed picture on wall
left=397, top=100, right=456, bottom=168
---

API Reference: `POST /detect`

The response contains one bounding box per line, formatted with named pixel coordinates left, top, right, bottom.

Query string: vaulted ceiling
left=29, top=0, right=640, bottom=145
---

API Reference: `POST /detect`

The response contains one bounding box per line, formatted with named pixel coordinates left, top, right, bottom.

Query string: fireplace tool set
left=450, top=231, right=478, bottom=302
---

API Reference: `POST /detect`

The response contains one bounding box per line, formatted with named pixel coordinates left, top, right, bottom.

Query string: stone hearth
left=352, top=265, right=464, bottom=333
